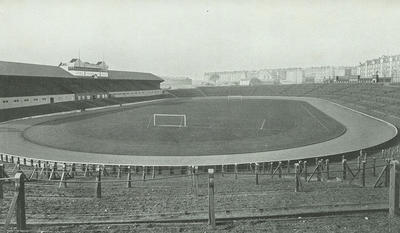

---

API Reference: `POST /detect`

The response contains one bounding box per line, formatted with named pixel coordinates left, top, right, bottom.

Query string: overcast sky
left=0, top=0, right=399, bottom=79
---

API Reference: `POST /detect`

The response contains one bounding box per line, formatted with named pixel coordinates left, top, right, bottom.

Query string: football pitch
left=23, top=98, right=346, bottom=156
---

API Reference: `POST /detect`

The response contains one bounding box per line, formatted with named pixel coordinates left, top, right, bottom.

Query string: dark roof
left=108, top=70, right=163, bottom=81
left=0, top=61, right=73, bottom=78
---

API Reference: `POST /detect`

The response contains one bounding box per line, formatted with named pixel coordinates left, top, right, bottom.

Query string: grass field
left=23, top=98, right=346, bottom=156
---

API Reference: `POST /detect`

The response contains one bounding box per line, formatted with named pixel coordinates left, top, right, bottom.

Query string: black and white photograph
left=0, top=0, right=400, bottom=232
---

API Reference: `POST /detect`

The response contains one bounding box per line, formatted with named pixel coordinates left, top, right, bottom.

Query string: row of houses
left=204, top=53, right=400, bottom=86
left=204, top=66, right=354, bottom=86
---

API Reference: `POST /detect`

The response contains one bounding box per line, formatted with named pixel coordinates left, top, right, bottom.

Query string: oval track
left=0, top=96, right=397, bottom=166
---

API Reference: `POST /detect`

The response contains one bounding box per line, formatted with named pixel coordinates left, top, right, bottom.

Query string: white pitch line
left=259, top=119, right=266, bottom=130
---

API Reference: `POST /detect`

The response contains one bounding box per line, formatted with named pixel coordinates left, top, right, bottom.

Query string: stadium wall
left=0, top=94, right=75, bottom=109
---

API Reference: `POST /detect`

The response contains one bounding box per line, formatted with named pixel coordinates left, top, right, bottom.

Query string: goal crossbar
left=153, top=114, right=187, bottom=127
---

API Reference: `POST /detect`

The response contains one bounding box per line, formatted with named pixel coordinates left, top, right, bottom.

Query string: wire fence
left=0, top=152, right=399, bottom=232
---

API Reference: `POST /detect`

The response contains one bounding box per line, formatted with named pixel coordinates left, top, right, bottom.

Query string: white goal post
left=153, top=114, right=187, bottom=127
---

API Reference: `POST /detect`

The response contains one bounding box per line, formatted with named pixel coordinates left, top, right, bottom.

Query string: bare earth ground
left=1, top=155, right=399, bottom=232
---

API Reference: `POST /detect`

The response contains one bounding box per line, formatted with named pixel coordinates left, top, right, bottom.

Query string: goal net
left=153, top=114, right=187, bottom=127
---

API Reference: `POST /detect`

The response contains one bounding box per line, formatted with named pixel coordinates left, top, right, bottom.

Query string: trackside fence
left=0, top=150, right=399, bottom=231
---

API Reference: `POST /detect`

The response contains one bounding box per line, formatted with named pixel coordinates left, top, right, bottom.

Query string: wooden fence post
left=372, top=157, right=376, bottom=177
left=127, top=166, right=132, bottom=188
left=152, top=166, right=156, bottom=179
left=0, top=153, right=3, bottom=161
left=270, top=162, right=274, bottom=176
left=361, top=161, right=366, bottom=187
left=325, top=159, right=330, bottom=180
left=142, top=166, right=146, bottom=181
left=303, top=161, right=308, bottom=180
left=71, top=163, right=76, bottom=178
left=5, top=154, right=9, bottom=163
left=295, top=163, right=301, bottom=192
left=23, top=158, right=26, bottom=166
left=208, top=168, right=216, bottom=229
left=221, top=165, right=224, bottom=177
left=385, top=159, right=390, bottom=187
left=15, top=172, right=26, bottom=230
left=96, top=166, right=101, bottom=198
left=317, top=160, right=322, bottom=181
left=287, top=160, right=290, bottom=174
left=255, top=163, right=259, bottom=185
left=59, top=163, right=67, bottom=188
left=389, top=160, right=399, bottom=216
left=194, top=166, right=199, bottom=197
left=342, top=159, right=347, bottom=180
left=234, top=163, right=238, bottom=179
left=30, top=159, right=34, bottom=167
left=278, top=162, right=282, bottom=178
left=0, top=164, right=3, bottom=199
left=117, top=165, right=121, bottom=178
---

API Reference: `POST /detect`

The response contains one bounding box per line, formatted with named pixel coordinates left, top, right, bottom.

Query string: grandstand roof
left=108, top=70, right=163, bottom=81
left=0, top=61, right=74, bottom=78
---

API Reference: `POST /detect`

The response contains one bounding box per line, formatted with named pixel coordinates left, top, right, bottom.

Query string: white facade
left=204, top=71, right=247, bottom=86
left=59, top=58, right=109, bottom=78
left=109, top=89, right=163, bottom=98
left=0, top=94, right=75, bottom=109
left=282, top=69, right=303, bottom=84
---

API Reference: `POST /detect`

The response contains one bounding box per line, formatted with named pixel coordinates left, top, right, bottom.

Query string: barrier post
left=5, top=154, right=9, bottom=163
left=278, top=161, right=282, bottom=178
left=194, top=166, right=199, bottom=197
left=152, top=166, right=156, bottom=179
left=255, top=163, right=259, bottom=185
left=142, top=166, right=146, bottom=181
left=372, top=157, right=376, bottom=177
left=35, top=164, right=39, bottom=179
left=59, top=163, right=67, bottom=188
left=389, top=160, right=399, bottom=216
left=325, top=159, right=330, bottom=180
left=208, top=169, right=216, bottom=229
left=127, top=166, right=132, bottom=188
left=71, top=163, right=76, bottom=178
left=342, top=159, right=347, bottom=180
left=287, top=160, right=290, bottom=175
left=0, top=154, right=3, bottom=161
left=0, top=164, right=3, bottom=199
left=317, top=160, right=322, bottom=182
left=23, top=158, right=26, bottom=166
left=303, top=161, right=308, bottom=180
left=30, top=159, right=34, bottom=167
left=270, top=162, right=274, bottom=176
left=295, top=163, right=300, bottom=192
left=234, top=163, right=238, bottom=179
left=221, top=165, right=224, bottom=177
left=15, top=172, right=26, bottom=230
left=385, top=159, right=390, bottom=187
left=117, top=165, right=121, bottom=178
left=361, top=161, right=366, bottom=187
left=96, top=166, right=101, bottom=198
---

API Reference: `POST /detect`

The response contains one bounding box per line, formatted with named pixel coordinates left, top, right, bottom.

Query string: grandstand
left=0, top=60, right=164, bottom=110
